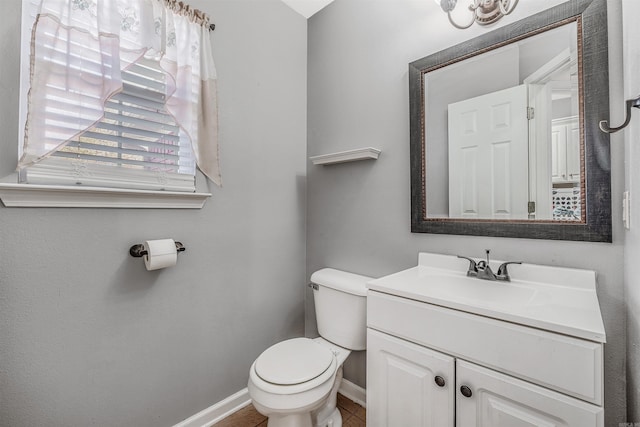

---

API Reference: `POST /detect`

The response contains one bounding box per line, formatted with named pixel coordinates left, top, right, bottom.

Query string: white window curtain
left=18, top=0, right=221, bottom=189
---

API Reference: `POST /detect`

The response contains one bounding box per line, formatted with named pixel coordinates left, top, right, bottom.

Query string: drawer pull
left=434, top=376, right=446, bottom=387
left=460, top=385, right=473, bottom=398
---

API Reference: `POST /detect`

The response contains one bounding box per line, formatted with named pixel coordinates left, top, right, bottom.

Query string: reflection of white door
left=448, top=84, right=529, bottom=219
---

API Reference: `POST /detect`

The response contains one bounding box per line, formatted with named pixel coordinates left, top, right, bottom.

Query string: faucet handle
left=457, top=255, right=478, bottom=276
left=496, top=261, right=522, bottom=280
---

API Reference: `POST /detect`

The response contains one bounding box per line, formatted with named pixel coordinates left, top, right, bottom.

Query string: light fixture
left=434, top=0, right=520, bottom=29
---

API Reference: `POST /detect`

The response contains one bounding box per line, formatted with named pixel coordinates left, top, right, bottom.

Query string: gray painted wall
left=0, top=1, right=307, bottom=426
left=622, top=0, right=640, bottom=421
left=307, top=0, right=628, bottom=424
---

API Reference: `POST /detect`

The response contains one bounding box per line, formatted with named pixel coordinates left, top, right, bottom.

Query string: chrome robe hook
left=599, top=96, right=640, bottom=134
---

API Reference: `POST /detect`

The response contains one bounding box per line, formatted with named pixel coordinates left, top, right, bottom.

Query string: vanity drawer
left=367, top=291, right=603, bottom=405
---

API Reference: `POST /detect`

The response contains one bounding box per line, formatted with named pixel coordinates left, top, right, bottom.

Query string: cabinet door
left=456, top=360, right=603, bottom=427
left=367, top=329, right=454, bottom=427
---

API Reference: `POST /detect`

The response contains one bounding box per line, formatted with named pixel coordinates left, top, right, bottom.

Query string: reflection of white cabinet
left=551, top=116, right=580, bottom=183
left=366, top=291, right=604, bottom=427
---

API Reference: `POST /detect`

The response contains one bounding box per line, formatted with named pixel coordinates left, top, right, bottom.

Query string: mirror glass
left=424, top=22, right=581, bottom=221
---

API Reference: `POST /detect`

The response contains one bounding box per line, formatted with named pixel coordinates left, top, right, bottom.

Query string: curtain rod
left=209, top=23, right=215, bottom=31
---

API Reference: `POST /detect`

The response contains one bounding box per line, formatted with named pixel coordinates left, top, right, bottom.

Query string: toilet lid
left=254, top=338, right=334, bottom=385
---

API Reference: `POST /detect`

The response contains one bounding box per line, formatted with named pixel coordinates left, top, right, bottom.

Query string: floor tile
left=337, top=393, right=360, bottom=414
left=344, top=414, right=366, bottom=427
left=353, top=404, right=366, bottom=421
left=338, top=405, right=352, bottom=420
left=213, top=404, right=266, bottom=427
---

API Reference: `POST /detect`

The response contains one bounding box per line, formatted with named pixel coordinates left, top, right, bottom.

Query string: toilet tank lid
left=310, top=268, right=372, bottom=297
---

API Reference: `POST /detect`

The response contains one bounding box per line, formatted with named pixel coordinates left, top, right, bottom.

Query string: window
left=22, top=56, right=198, bottom=192
left=15, top=0, right=219, bottom=196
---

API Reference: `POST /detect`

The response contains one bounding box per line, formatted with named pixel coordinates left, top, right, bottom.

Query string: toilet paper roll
left=143, top=239, right=177, bottom=271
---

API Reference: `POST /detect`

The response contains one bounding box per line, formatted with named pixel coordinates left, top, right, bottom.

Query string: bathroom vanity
left=366, top=252, right=606, bottom=427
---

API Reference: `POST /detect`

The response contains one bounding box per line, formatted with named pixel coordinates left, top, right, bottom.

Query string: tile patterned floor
left=212, top=393, right=366, bottom=426
left=337, top=394, right=366, bottom=426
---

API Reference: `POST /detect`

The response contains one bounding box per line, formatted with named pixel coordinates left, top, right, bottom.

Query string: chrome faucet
left=457, top=250, right=521, bottom=282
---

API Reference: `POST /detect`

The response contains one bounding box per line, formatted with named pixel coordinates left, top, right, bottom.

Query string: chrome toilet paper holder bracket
left=129, top=241, right=186, bottom=257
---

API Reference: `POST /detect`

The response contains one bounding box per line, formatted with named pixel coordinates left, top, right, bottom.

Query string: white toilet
left=247, top=268, right=370, bottom=427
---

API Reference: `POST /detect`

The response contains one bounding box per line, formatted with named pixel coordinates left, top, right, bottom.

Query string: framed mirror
left=409, top=0, right=611, bottom=242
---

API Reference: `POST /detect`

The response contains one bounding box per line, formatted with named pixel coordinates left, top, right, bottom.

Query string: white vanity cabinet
left=367, top=293, right=604, bottom=427
left=366, top=253, right=606, bottom=427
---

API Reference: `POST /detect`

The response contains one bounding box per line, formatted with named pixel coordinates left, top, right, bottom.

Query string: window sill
left=0, top=183, right=211, bottom=208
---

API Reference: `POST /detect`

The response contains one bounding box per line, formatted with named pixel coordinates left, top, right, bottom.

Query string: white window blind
left=19, top=0, right=197, bottom=192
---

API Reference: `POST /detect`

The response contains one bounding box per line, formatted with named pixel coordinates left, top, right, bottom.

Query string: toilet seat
left=250, top=338, right=338, bottom=395
left=255, top=338, right=334, bottom=385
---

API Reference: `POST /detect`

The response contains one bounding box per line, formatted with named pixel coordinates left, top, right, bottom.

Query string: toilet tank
left=310, top=268, right=371, bottom=351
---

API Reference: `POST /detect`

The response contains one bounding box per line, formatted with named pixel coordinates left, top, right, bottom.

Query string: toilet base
left=315, top=407, right=341, bottom=427
left=263, top=404, right=342, bottom=427
left=312, top=366, right=343, bottom=427
left=266, top=413, right=314, bottom=427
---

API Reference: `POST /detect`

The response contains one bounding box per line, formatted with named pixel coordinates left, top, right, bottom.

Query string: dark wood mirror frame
left=409, top=0, right=611, bottom=242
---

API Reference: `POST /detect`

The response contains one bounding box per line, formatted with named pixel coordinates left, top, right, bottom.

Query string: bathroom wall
left=622, top=0, right=640, bottom=421
left=307, top=0, right=627, bottom=424
left=0, top=1, right=307, bottom=426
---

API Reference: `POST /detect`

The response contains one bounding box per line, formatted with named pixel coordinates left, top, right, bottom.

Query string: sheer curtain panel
left=17, top=0, right=220, bottom=192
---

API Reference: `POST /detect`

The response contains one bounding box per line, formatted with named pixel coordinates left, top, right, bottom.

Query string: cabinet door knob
left=460, top=385, right=473, bottom=398
left=434, top=376, right=446, bottom=387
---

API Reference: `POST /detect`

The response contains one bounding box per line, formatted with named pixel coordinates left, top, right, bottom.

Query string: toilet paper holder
left=129, top=241, right=186, bottom=257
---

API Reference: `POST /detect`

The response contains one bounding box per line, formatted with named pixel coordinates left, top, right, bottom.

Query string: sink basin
left=416, top=271, right=538, bottom=307
left=367, top=252, right=606, bottom=342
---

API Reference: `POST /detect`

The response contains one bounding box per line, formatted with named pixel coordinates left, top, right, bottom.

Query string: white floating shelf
left=310, top=147, right=381, bottom=166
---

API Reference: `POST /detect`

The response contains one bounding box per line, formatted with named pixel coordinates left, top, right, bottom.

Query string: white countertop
left=367, top=252, right=606, bottom=343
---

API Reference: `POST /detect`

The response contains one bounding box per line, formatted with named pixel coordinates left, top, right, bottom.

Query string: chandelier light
left=435, top=0, right=520, bottom=29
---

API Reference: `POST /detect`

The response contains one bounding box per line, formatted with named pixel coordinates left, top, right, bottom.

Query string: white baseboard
left=173, top=388, right=251, bottom=427
left=338, top=378, right=366, bottom=408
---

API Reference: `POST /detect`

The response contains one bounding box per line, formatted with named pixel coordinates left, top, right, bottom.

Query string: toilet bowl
left=247, top=268, right=371, bottom=427
left=248, top=337, right=349, bottom=427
